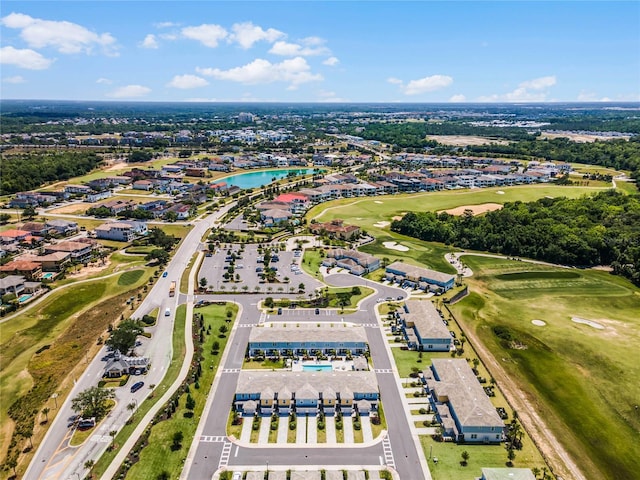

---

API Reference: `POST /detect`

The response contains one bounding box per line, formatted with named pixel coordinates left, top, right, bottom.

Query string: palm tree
left=84, top=459, right=95, bottom=471
left=127, top=401, right=137, bottom=419
left=42, top=407, right=50, bottom=423
left=109, top=430, right=117, bottom=450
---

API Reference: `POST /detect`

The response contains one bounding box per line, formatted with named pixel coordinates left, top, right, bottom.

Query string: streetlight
left=51, top=393, right=59, bottom=409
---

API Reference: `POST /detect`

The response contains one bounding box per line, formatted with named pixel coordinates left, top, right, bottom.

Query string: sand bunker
left=383, top=241, right=409, bottom=252
left=531, top=319, right=547, bottom=327
left=373, top=221, right=390, bottom=228
left=572, top=317, right=605, bottom=330
left=392, top=215, right=404, bottom=221
left=374, top=200, right=383, bottom=204
left=441, top=203, right=503, bottom=216
left=496, top=190, right=505, bottom=195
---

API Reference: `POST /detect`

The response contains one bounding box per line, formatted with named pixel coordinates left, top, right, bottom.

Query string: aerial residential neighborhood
left=1, top=3, right=639, bottom=480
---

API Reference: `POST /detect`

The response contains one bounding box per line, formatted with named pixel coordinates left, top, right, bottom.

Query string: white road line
left=382, top=434, right=395, bottom=469
left=218, top=442, right=232, bottom=469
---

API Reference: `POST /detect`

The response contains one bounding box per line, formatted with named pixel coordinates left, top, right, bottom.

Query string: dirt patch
left=440, top=203, right=503, bottom=216
left=104, top=161, right=129, bottom=172
left=48, top=203, right=91, bottom=215
left=540, top=132, right=632, bottom=143
left=427, top=135, right=509, bottom=146
left=66, top=260, right=112, bottom=279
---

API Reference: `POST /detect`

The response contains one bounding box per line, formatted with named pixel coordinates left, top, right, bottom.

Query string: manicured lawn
left=371, top=403, right=386, bottom=439
left=69, top=426, right=94, bottom=447
left=301, top=248, right=324, bottom=278
left=450, top=255, right=640, bottom=480
left=420, top=436, right=546, bottom=480
left=243, top=358, right=287, bottom=370
left=227, top=410, right=242, bottom=440
left=616, top=180, right=639, bottom=194
left=121, top=303, right=238, bottom=480
left=353, top=420, right=364, bottom=443
left=360, top=236, right=457, bottom=274
left=117, top=269, right=145, bottom=286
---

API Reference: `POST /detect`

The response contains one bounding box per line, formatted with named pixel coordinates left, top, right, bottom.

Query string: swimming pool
left=302, top=364, right=333, bottom=372
left=42, top=272, right=54, bottom=280
left=18, top=294, right=33, bottom=303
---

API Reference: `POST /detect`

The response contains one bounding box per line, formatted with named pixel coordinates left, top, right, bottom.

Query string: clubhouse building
left=323, top=249, right=380, bottom=276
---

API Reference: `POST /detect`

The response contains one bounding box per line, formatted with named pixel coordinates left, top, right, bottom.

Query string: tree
left=461, top=450, right=469, bottom=466
left=172, top=431, right=184, bottom=450
left=298, top=282, right=306, bottom=293
left=226, top=310, right=233, bottom=322
left=157, top=471, right=170, bottom=480
left=264, top=297, right=274, bottom=308
left=145, top=248, right=170, bottom=265
left=23, top=205, right=37, bottom=219
left=185, top=394, right=196, bottom=410
left=127, top=401, right=137, bottom=419
left=507, top=448, right=516, bottom=466
left=106, top=319, right=143, bottom=354
left=42, top=407, right=50, bottom=423
left=532, top=467, right=541, bottom=479
left=199, top=277, right=208, bottom=289
left=84, top=459, right=95, bottom=471
left=72, top=386, right=115, bottom=418
left=219, top=324, right=228, bottom=337
left=109, top=429, right=118, bottom=449
left=0, top=213, right=11, bottom=224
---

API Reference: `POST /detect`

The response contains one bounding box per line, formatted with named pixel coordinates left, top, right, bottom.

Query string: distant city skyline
left=1, top=1, right=639, bottom=103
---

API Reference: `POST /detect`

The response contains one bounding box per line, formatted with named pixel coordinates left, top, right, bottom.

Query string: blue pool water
left=222, top=168, right=318, bottom=190
left=302, top=364, right=333, bottom=372
left=18, top=294, right=33, bottom=303
left=42, top=272, right=54, bottom=280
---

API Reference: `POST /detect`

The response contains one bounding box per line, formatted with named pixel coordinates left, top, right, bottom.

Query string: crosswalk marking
left=382, top=434, right=395, bottom=469
left=259, top=312, right=266, bottom=325
left=200, top=435, right=226, bottom=443
left=238, top=323, right=258, bottom=328
left=218, top=441, right=232, bottom=468
left=361, top=323, right=379, bottom=328
left=222, top=368, right=240, bottom=373
left=374, top=369, right=393, bottom=374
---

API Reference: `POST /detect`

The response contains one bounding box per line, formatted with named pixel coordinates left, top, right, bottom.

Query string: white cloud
left=3, top=75, right=26, bottom=84
left=167, top=74, right=209, bottom=89
left=1, top=12, right=117, bottom=55
left=449, top=94, right=466, bottom=102
left=0, top=46, right=53, bottom=70
left=390, top=75, right=453, bottom=95
left=181, top=24, right=228, bottom=48
left=478, top=75, right=557, bottom=102
left=317, top=90, right=348, bottom=102
left=154, top=21, right=179, bottom=29
left=96, top=77, right=112, bottom=84
left=141, top=34, right=159, bottom=49
left=269, top=40, right=330, bottom=57
left=323, top=56, right=339, bottom=67
left=106, top=84, right=151, bottom=98
left=519, top=75, right=556, bottom=90
left=197, top=57, right=322, bottom=88
left=577, top=90, right=613, bottom=102
left=229, top=22, right=284, bottom=49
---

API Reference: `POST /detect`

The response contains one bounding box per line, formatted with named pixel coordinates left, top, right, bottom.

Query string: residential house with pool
left=424, top=358, right=504, bottom=444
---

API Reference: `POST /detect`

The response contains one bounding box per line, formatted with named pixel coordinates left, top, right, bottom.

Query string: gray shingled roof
left=249, top=324, right=367, bottom=344
left=236, top=371, right=378, bottom=399
left=386, top=261, right=455, bottom=284
left=404, top=300, right=452, bottom=341
left=430, top=359, right=504, bottom=428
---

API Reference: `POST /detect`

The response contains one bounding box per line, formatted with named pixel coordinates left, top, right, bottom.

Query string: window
left=470, top=434, right=477, bottom=439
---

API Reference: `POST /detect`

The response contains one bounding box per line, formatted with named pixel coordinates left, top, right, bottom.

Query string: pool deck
left=292, top=359, right=355, bottom=372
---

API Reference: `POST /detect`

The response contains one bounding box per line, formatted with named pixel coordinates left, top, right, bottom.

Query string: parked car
left=315, top=308, right=320, bottom=315
left=162, top=271, right=168, bottom=278
left=277, top=308, right=282, bottom=315
left=130, top=381, right=145, bottom=393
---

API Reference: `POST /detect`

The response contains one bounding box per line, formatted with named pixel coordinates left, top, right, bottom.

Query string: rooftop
left=386, top=261, right=455, bottom=284
left=249, top=324, right=367, bottom=345
left=236, top=371, right=378, bottom=397
left=404, top=300, right=451, bottom=340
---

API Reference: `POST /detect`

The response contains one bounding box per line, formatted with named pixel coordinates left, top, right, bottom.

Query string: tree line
left=391, top=190, right=640, bottom=285
left=0, top=152, right=103, bottom=195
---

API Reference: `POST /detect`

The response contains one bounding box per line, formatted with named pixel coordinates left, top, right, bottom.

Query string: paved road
left=25, top=203, right=234, bottom=480
left=183, top=272, right=431, bottom=479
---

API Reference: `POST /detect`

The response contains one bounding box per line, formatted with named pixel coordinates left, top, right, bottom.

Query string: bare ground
left=440, top=203, right=504, bottom=216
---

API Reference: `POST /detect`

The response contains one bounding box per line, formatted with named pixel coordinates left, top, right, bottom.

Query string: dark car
left=315, top=308, right=320, bottom=315
left=162, top=271, right=168, bottom=278
left=130, top=381, right=145, bottom=393
left=277, top=308, right=282, bottom=315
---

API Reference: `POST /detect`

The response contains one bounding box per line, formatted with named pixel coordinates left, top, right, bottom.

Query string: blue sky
left=1, top=1, right=639, bottom=102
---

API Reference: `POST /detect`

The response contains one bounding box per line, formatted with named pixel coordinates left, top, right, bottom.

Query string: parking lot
left=199, top=244, right=323, bottom=294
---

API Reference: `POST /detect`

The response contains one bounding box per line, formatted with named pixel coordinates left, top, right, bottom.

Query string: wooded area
left=0, top=152, right=103, bottom=195
left=391, top=191, right=640, bottom=285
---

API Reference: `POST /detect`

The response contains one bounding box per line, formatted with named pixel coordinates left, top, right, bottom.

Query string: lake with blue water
left=222, top=168, right=317, bottom=189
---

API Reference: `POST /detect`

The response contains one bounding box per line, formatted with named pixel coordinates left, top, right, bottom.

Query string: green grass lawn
left=450, top=255, right=640, bottom=480
left=301, top=248, right=324, bottom=278
left=121, top=303, right=238, bottom=480
left=243, top=358, right=287, bottom=370
left=420, top=436, right=546, bottom=480
left=616, top=180, right=639, bottom=194
left=360, top=236, right=456, bottom=274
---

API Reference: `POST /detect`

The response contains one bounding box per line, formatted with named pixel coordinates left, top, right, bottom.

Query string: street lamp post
left=51, top=393, right=59, bottom=409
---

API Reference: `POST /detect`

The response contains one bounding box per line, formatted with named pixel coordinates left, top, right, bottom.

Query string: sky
left=1, top=1, right=639, bottom=103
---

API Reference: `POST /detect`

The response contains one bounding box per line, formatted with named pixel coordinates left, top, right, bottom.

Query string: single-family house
left=261, top=209, right=293, bottom=226
left=45, top=241, right=94, bottom=263
left=95, top=221, right=147, bottom=242
left=0, top=275, right=26, bottom=296
left=310, top=220, right=361, bottom=240
left=45, top=220, right=78, bottom=236
left=0, top=260, right=42, bottom=280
